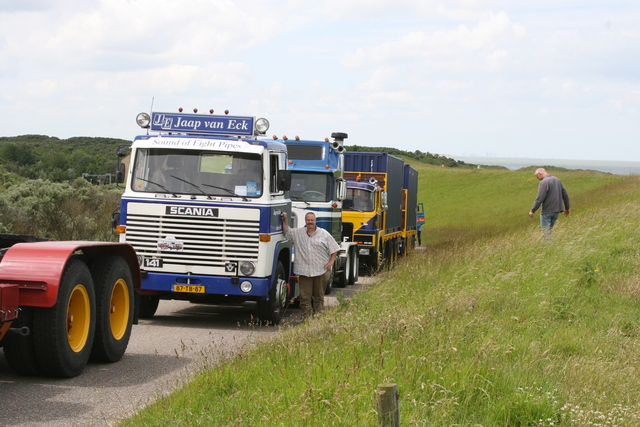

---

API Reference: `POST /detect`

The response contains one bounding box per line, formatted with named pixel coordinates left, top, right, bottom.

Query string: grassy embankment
left=120, top=164, right=640, bottom=426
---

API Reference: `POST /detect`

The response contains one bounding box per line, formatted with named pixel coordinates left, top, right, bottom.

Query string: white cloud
left=0, top=0, right=639, bottom=161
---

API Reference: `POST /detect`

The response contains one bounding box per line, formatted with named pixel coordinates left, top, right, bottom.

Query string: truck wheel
left=348, top=247, right=359, bottom=286
left=257, top=261, right=288, bottom=325
left=336, top=254, right=349, bottom=288
left=366, top=247, right=383, bottom=275
left=90, top=256, right=134, bottom=363
left=138, top=295, right=160, bottom=319
left=324, top=266, right=335, bottom=295
left=3, top=307, right=41, bottom=375
left=33, top=259, right=96, bottom=378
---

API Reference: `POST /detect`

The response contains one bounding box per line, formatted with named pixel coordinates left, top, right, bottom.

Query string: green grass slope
left=120, top=168, right=640, bottom=426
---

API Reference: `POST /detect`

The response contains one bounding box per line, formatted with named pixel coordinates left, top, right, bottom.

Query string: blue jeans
left=540, top=212, right=560, bottom=238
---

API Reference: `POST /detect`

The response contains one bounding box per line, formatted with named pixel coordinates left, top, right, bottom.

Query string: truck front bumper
left=139, top=272, right=271, bottom=298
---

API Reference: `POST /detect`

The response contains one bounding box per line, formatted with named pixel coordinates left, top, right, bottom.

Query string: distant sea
left=452, top=156, right=640, bottom=176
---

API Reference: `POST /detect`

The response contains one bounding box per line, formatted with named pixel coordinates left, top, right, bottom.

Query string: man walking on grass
left=529, top=168, right=570, bottom=238
left=282, top=211, right=339, bottom=319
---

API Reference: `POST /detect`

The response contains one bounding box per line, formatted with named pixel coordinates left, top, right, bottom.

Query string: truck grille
left=125, top=203, right=260, bottom=269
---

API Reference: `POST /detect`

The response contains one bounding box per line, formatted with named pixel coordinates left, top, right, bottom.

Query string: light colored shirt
left=285, top=226, right=340, bottom=277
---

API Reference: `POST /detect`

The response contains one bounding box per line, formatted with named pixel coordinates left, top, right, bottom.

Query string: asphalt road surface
left=0, top=276, right=371, bottom=427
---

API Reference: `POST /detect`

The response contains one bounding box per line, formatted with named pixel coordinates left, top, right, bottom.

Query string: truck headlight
left=240, top=261, right=256, bottom=276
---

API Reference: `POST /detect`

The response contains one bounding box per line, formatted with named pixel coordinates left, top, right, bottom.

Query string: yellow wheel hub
left=109, top=279, right=130, bottom=340
left=66, top=284, right=91, bottom=353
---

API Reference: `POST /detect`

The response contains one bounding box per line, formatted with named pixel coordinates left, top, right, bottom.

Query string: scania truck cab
left=115, top=109, right=292, bottom=324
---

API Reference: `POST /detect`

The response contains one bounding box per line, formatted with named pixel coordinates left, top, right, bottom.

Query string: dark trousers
left=298, top=271, right=329, bottom=318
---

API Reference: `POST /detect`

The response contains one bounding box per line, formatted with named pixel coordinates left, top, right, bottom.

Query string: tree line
left=0, top=135, right=128, bottom=241
left=0, top=135, right=128, bottom=183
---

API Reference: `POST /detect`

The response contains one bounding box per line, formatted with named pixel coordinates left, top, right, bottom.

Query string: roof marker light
left=193, top=108, right=198, bottom=113
left=209, top=109, right=214, bottom=114
left=324, top=137, right=329, bottom=142
left=225, top=110, right=229, bottom=115
left=295, top=136, right=300, bottom=140
left=178, top=107, right=183, bottom=112
left=272, top=135, right=278, bottom=140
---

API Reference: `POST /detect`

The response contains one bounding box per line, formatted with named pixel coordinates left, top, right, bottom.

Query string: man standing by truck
left=282, top=211, right=340, bottom=319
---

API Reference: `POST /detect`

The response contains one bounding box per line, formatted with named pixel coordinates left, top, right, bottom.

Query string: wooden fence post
left=377, top=383, right=399, bottom=427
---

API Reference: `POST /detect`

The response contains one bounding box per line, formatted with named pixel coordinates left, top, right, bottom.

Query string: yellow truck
left=341, top=152, right=418, bottom=272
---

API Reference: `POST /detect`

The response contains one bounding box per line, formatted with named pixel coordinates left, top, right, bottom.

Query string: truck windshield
left=289, top=172, right=332, bottom=202
left=345, top=188, right=373, bottom=211
left=131, top=148, right=262, bottom=197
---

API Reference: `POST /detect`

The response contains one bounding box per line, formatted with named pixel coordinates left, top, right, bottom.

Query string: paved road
left=0, top=277, right=371, bottom=427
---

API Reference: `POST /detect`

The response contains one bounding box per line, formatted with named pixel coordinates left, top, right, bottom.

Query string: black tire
left=138, top=295, right=160, bottom=319
left=257, top=261, right=288, bottom=325
left=324, top=266, right=335, bottom=295
left=348, top=247, right=359, bottom=286
left=90, top=256, right=134, bottom=363
left=33, top=259, right=96, bottom=378
left=336, top=253, right=349, bottom=288
left=366, top=244, right=384, bottom=275
left=3, top=307, right=41, bottom=376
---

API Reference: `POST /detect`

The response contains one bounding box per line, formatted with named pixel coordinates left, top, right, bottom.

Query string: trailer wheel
left=390, top=239, right=398, bottom=266
left=33, top=259, right=96, bottom=378
left=257, top=261, right=288, bottom=325
left=348, top=247, right=359, bottom=286
left=3, top=307, right=41, bottom=375
left=138, top=295, right=160, bottom=319
left=90, top=256, right=134, bottom=363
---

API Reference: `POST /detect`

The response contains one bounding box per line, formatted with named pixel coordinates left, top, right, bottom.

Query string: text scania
left=166, top=206, right=219, bottom=217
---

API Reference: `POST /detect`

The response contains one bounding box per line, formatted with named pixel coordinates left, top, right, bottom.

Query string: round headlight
left=240, top=281, right=253, bottom=293
left=240, top=261, right=256, bottom=276
left=255, top=118, right=269, bottom=134
left=136, top=112, right=151, bottom=128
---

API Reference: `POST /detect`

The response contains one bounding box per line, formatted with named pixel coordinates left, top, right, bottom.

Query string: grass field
left=119, top=165, right=640, bottom=426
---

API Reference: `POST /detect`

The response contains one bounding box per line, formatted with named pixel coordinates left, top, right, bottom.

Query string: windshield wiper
left=171, top=175, right=212, bottom=199
left=135, top=176, right=178, bottom=197
left=290, top=196, right=310, bottom=206
left=201, top=183, right=237, bottom=196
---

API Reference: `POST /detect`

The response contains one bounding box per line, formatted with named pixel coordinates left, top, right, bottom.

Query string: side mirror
left=336, top=179, right=347, bottom=201
left=115, top=163, right=126, bottom=184
left=111, top=211, right=121, bottom=232
left=381, top=191, right=388, bottom=211
left=278, top=170, right=292, bottom=192
left=116, top=145, right=129, bottom=158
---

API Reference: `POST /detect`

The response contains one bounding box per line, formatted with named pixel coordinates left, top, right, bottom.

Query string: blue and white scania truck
left=281, top=132, right=359, bottom=292
left=114, top=109, right=292, bottom=324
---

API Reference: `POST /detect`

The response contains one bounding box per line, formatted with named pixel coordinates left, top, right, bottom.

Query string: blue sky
left=1, top=0, right=638, bottom=161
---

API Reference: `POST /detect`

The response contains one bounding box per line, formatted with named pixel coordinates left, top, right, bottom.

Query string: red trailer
left=0, top=234, right=140, bottom=377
